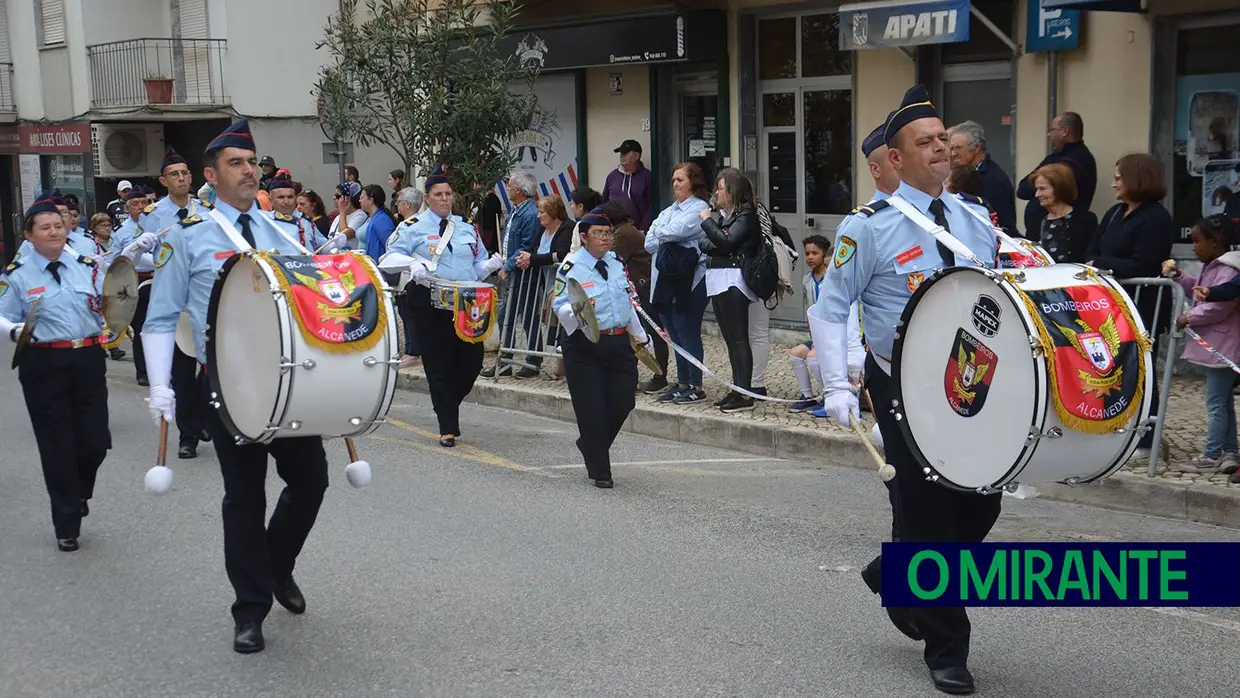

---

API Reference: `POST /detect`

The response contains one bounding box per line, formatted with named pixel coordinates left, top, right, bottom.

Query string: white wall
left=79, top=0, right=170, bottom=46
left=8, top=0, right=45, bottom=120
left=248, top=118, right=403, bottom=200
left=584, top=66, right=649, bottom=192
left=223, top=0, right=337, bottom=117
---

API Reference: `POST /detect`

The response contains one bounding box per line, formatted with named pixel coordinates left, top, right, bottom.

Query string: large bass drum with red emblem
left=888, top=263, right=1154, bottom=493
left=204, top=250, right=399, bottom=444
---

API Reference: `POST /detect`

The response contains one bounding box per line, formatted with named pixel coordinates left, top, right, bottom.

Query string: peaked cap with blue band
left=161, top=147, right=187, bottom=172
left=423, top=164, right=450, bottom=192
left=862, top=111, right=895, bottom=158
left=884, top=85, right=939, bottom=146
left=204, top=118, right=255, bottom=156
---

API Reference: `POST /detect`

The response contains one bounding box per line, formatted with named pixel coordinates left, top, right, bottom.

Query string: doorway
left=941, top=61, right=1015, bottom=180
left=673, top=73, right=720, bottom=191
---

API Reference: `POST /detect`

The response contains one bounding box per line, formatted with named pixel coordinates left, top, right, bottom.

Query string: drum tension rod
left=363, top=356, right=402, bottom=367
left=279, top=358, right=318, bottom=372
left=1026, top=426, right=1064, bottom=441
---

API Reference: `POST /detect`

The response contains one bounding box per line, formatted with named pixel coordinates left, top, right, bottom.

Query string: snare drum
left=429, top=277, right=497, bottom=343
left=889, top=264, right=1154, bottom=493
left=205, top=251, right=399, bottom=443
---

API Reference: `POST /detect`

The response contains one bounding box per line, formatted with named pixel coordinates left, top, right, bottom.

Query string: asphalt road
left=2, top=357, right=1239, bottom=697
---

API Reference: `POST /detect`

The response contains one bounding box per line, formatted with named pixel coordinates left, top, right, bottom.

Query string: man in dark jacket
left=1017, top=111, right=1097, bottom=236
left=603, top=139, right=653, bottom=231
left=948, top=120, right=1016, bottom=234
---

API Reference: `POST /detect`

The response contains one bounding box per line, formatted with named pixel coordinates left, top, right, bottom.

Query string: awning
left=495, top=12, right=725, bottom=72
left=838, top=0, right=971, bottom=51
left=1042, top=0, right=1144, bottom=11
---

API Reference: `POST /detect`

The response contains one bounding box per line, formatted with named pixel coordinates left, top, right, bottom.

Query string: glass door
left=674, top=74, right=720, bottom=191
left=941, top=62, right=1015, bottom=181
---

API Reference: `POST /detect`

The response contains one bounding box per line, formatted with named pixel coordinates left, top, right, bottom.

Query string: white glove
left=822, top=387, right=859, bottom=426
left=327, top=232, right=348, bottom=250
left=409, top=263, right=431, bottom=287
left=483, top=253, right=504, bottom=275
left=123, top=232, right=160, bottom=257
left=147, top=384, right=176, bottom=425
left=6, top=323, right=24, bottom=344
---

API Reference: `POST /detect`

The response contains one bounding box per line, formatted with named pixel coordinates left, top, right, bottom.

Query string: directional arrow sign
left=1026, top=1, right=1081, bottom=53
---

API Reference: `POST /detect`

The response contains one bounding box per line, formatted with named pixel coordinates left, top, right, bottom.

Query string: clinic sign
left=0, top=123, right=91, bottom=154
left=839, top=0, right=970, bottom=51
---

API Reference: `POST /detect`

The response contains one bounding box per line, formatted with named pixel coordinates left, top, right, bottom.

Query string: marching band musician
left=115, top=188, right=156, bottom=385
left=14, top=193, right=95, bottom=261
left=140, top=147, right=213, bottom=458
left=378, top=165, right=504, bottom=448
left=0, top=197, right=137, bottom=551
left=551, top=207, right=653, bottom=489
left=814, top=86, right=1000, bottom=696
left=266, top=177, right=327, bottom=251
left=142, top=120, right=333, bottom=654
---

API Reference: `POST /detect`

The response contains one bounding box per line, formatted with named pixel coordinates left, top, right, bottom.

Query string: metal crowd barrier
left=493, top=265, right=560, bottom=378
left=1115, top=277, right=1188, bottom=477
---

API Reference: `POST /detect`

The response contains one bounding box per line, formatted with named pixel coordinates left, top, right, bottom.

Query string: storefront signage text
left=839, top=0, right=970, bottom=51
left=0, top=123, right=92, bottom=154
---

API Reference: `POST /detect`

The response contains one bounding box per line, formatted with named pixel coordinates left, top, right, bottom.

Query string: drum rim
left=888, top=266, right=1047, bottom=492
left=204, top=251, right=290, bottom=445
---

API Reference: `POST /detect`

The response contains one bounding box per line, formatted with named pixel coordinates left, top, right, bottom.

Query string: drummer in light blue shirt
left=378, top=164, right=503, bottom=447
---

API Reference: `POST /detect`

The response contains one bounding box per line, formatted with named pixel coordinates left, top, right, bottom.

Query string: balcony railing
left=0, top=63, right=15, bottom=112
left=87, top=38, right=228, bottom=109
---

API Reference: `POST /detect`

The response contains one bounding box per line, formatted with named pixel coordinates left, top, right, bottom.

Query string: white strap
left=208, top=208, right=310, bottom=255
left=954, top=193, right=1026, bottom=251
left=427, top=218, right=456, bottom=272
left=886, top=194, right=986, bottom=268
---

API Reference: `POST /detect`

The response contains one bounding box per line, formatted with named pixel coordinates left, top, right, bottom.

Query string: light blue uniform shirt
left=144, top=198, right=309, bottom=363
left=816, top=181, right=998, bottom=363
left=643, top=196, right=710, bottom=296
left=386, top=209, right=487, bottom=283
left=113, top=216, right=153, bottom=273
left=551, top=248, right=633, bottom=332
left=0, top=248, right=105, bottom=342
left=138, top=196, right=208, bottom=242
left=15, top=228, right=95, bottom=262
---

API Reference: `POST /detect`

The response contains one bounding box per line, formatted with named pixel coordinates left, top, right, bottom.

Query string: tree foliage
left=315, top=0, right=546, bottom=212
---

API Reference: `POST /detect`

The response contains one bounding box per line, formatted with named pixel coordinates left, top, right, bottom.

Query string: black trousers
left=18, top=345, right=111, bottom=539
left=864, top=353, right=1002, bottom=670
left=131, top=280, right=151, bottom=380
left=636, top=280, right=669, bottom=374
left=562, top=332, right=638, bottom=481
left=204, top=401, right=329, bottom=624
left=172, top=347, right=205, bottom=446
left=712, top=287, right=753, bottom=392
left=408, top=285, right=485, bottom=436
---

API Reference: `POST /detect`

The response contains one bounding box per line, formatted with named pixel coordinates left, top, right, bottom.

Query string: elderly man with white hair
left=487, top=170, right=545, bottom=377
left=947, top=120, right=1017, bottom=234
left=389, top=186, right=425, bottom=368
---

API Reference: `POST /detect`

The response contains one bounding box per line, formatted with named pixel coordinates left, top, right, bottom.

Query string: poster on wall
left=1202, top=159, right=1240, bottom=217
left=498, top=73, right=579, bottom=213
left=1175, top=74, right=1240, bottom=176
left=18, top=154, right=40, bottom=213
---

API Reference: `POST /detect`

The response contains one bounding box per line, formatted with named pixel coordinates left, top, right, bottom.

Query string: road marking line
left=377, top=418, right=524, bottom=470
left=106, top=377, right=145, bottom=392
left=1142, top=607, right=1240, bottom=634
left=538, top=458, right=787, bottom=469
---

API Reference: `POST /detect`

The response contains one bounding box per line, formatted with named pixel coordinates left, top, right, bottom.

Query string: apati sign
left=0, top=123, right=92, bottom=154
left=839, top=0, right=970, bottom=51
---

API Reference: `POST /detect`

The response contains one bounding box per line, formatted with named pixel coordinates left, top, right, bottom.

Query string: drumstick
left=343, top=436, right=372, bottom=488
left=345, top=436, right=359, bottom=462
left=157, top=418, right=169, bottom=467
left=852, top=414, right=896, bottom=482
left=144, top=418, right=174, bottom=494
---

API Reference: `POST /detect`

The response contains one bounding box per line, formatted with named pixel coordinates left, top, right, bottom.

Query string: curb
left=396, top=373, right=1240, bottom=530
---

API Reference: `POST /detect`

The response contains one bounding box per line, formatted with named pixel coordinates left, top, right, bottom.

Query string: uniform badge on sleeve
left=155, top=242, right=174, bottom=268
left=0, top=280, right=7, bottom=298
left=834, top=236, right=857, bottom=268
left=553, top=278, right=566, bottom=296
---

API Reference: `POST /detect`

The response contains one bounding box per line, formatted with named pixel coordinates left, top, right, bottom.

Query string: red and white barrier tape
left=1185, top=327, right=1240, bottom=375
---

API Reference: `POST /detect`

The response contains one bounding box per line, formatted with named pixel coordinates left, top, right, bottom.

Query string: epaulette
left=143, top=202, right=156, bottom=214
left=273, top=211, right=296, bottom=224
left=3, top=261, right=21, bottom=274
left=957, top=192, right=990, bottom=208
left=77, top=254, right=96, bottom=266
left=196, top=198, right=213, bottom=209
left=559, top=260, right=574, bottom=274
left=850, top=199, right=891, bottom=218
left=403, top=216, right=418, bottom=226
left=180, top=214, right=205, bottom=227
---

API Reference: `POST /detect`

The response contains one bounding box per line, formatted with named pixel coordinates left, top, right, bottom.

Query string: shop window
left=758, top=18, right=796, bottom=80
left=1171, top=23, right=1240, bottom=235
left=763, top=92, right=796, bottom=128
left=801, top=14, right=851, bottom=78
left=804, top=90, right=853, bottom=215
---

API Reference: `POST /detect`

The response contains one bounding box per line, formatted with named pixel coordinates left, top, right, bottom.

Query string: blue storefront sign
left=839, top=0, right=970, bottom=51
left=1042, top=0, right=1143, bottom=11
left=1026, top=1, right=1080, bottom=53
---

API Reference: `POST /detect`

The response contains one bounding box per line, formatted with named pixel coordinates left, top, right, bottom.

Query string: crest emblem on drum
left=943, top=328, right=998, bottom=418
left=318, top=279, right=348, bottom=306
left=1055, top=314, right=1122, bottom=392
left=971, top=295, right=1002, bottom=338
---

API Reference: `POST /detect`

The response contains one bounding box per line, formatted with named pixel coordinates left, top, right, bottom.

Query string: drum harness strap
left=953, top=195, right=1051, bottom=264
left=886, top=195, right=987, bottom=268
left=426, top=218, right=457, bottom=272
left=208, top=209, right=310, bottom=256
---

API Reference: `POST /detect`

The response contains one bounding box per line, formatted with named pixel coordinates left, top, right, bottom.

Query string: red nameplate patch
left=896, top=246, right=924, bottom=265
left=214, top=250, right=236, bottom=260
left=580, top=281, right=595, bottom=289
left=28, top=286, right=45, bottom=295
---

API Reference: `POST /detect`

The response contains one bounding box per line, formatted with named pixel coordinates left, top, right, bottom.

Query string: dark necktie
left=595, top=259, right=608, bottom=280
left=177, top=207, right=188, bottom=221
left=439, top=217, right=452, bottom=252
left=928, top=199, right=956, bottom=267
left=237, top=213, right=256, bottom=248
left=46, top=261, right=62, bottom=284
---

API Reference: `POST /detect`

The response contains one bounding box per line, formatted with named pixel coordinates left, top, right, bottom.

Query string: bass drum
left=889, top=264, right=1154, bottom=492
left=205, top=251, right=400, bottom=444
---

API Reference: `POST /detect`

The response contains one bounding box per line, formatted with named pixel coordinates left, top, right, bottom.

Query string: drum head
left=11, top=298, right=41, bottom=370
left=891, top=268, right=1040, bottom=490
left=205, top=254, right=285, bottom=442
left=174, top=310, right=195, bottom=356
left=101, top=256, right=140, bottom=336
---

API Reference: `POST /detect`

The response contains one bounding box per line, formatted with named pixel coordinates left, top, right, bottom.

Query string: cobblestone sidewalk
left=437, top=332, right=1236, bottom=491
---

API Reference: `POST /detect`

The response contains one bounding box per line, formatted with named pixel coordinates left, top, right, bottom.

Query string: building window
left=39, top=0, right=66, bottom=47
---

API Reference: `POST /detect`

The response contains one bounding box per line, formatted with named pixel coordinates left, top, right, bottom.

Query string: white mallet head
left=879, top=463, right=896, bottom=482
left=870, top=423, right=884, bottom=450
left=345, top=460, right=372, bottom=488
left=145, top=465, right=173, bottom=494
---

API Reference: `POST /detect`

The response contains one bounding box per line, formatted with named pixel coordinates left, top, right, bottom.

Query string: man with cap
left=377, top=164, right=503, bottom=447
left=0, top=195, right=146, bottom=551
left=813, top=85, right=1001, bottom=695
left=112, top=187, right=160, bottom=385
left=258, top=155, right=277, bottom=191
left=603, top=139, right=653, bottom=232
left=142, top=119, right=335, bottom=654
left=265, top=176, right=325, bottom=251
left=138, top=147, right=212, bottom=457
left=108, top=181, right=132, bottom=228
left=551, top=206, right=653, bottom=488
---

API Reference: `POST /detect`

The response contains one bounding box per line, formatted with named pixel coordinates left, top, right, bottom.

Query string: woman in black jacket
left=1085, top=152, right=1176, bottom=455
left=699, top=170, right=761, bottom=413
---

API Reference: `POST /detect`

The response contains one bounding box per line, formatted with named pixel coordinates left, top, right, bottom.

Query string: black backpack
left=745, top=203, right=797, bottom=305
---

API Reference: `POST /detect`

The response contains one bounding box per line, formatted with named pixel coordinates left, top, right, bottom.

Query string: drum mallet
left=144, top=419, right=174, bottom=494
left=343, top=436, right=372, bottom=488
left=851, top=415, right=897, bottom=482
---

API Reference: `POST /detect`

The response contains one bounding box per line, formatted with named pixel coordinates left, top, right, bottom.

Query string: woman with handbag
left=699, top=170, right=761, bottom=412
left=644, top=163, right=711, bottom=404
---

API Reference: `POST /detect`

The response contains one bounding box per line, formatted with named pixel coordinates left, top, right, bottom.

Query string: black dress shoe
left=57, top=537, right=80, bottom=552
left=930, top=667, right=976, bottom=695
left=860, top=561, right=922, bottom=641
left=199, top=430, right=212, bottom=443
left=273, top=577, right=306, bottom=614
left=137, top=376, right=149, bottom=387
left=439, top=437, right=456, bottom=448
left=593, top=479, right=614, bottom=489
left=233, top=621, right=265, bottom=654
left=178, top=442, right=198, bottom=459
left=80, top=499, right=89, bottom=517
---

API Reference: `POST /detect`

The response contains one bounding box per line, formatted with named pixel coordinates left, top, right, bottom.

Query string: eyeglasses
left=587, top=231, right=615, bottom=240
left=164, top=170, right=192, bottom=179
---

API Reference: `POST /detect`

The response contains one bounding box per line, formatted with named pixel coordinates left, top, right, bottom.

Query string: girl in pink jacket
left=1167, top=215, right=1240, bottom=474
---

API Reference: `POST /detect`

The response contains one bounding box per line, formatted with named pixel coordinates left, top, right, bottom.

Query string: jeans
left=1203, top=365, right=1238, bottom=458
left=659, top=280, right=707, bottom=386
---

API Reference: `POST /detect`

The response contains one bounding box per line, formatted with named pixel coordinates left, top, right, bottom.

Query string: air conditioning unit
left=91, top=123, right=165, bottom=178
